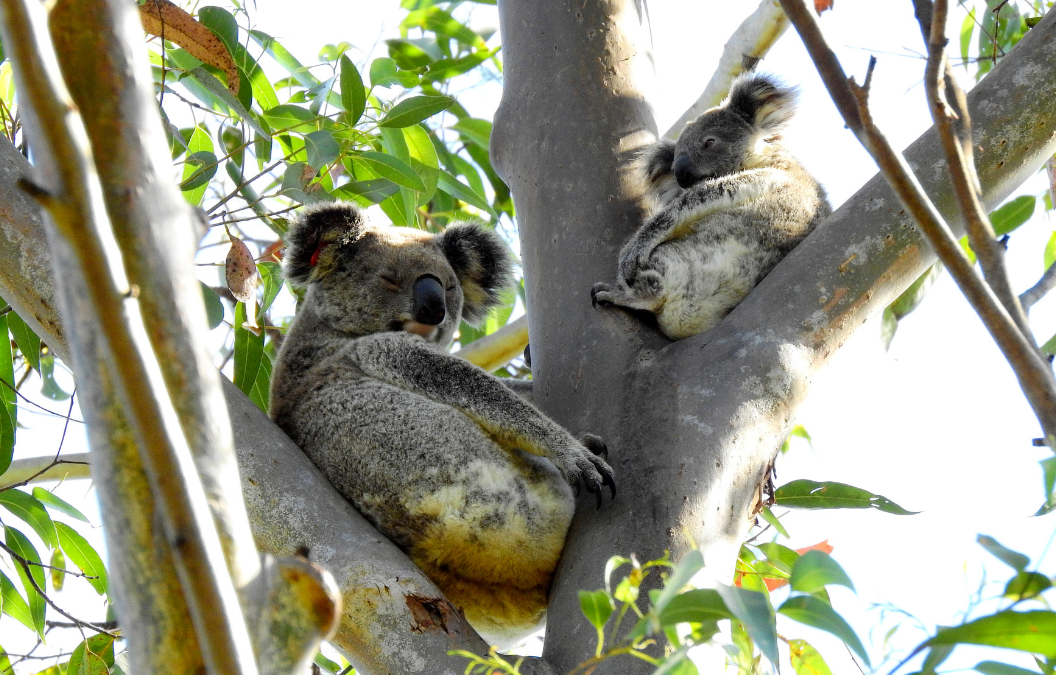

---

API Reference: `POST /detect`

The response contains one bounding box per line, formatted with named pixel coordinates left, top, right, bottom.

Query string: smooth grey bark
left=492, top=2, right=1056, bottom=672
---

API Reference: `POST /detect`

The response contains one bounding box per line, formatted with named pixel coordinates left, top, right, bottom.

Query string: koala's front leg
left=346, top=333, right=616, bottom=504
left=617, top=210, right=675, bottom=287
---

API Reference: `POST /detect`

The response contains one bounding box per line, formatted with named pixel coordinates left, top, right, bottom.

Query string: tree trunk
left=491, top=2, right=1056, bottom=672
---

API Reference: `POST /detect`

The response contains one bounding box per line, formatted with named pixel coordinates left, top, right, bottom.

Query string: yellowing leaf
left=139, top=0, right=238, bottom=95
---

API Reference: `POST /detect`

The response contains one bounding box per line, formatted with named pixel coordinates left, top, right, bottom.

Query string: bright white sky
left=4, top=1, right=1056, bottom=674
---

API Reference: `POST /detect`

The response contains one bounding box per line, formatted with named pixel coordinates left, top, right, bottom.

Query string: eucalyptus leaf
left=716, top=584, right=779, bottom=667
left=6, top=526, right=45, bottom=636
left=790, top=550, right=855, bottom=594
left=233, top=302, right=265, bottom=410
left=353, top=152, right=426, bottom=191
left=927, top=611, right=1056, bottom=658
left=0, top=490, right=57, bottom=548
left=978, top=534, right=1030, bottom=571
left=578, top=589, right=614, bottom=630
left=378, top=95, right=455, bottom=128
left=56, top=522, right=108, bottom=596
left=0, top=569, right=34, bottom=632
left=7, top=310, right=40, bottom=373
left=976, top=661, right=1045, bottom=675
left=201, top=282, right=225, bottom=330
left=990, top=195, right=1036, bottom=236
left=775, top=479, right=918, bottom=515
left=779, top=595, right=870, bottom=665
left=32, top=487, right=90, bottom=523
left=788, top=639, right=833, bottom=675
left=340, top=55, right=366, bottom=126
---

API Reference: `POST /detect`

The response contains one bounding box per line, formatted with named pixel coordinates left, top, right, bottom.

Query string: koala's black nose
left=412, top=275, right=446, bottom=326
left=673, top=154, right=702, bottom=189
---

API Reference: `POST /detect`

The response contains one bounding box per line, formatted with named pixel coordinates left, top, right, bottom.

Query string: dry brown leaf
left=226, top=237, right=258, bottom=305
left=139, top=0, right=239, bottom=95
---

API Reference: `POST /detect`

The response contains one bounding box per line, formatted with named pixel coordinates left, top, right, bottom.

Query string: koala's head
left=634, top=73, right=796, bottom=208
left=283, top=202, right=514, bottom=347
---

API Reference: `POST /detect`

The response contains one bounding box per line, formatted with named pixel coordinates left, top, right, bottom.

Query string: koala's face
left=284, top=203, right=513, bottom=348
left=671, top=109, right=756, bottom=190
left=311, top=227, right=464, bottom=346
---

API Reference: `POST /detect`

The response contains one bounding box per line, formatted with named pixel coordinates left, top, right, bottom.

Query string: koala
left=269, top=202, right=615, bottom=646
left=591, top=73, right=831, bottom=339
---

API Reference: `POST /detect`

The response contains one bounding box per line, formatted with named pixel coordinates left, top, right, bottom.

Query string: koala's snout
left=412, top=275, right=447, bottom=326
left=673, top=155, right=703, bottom=189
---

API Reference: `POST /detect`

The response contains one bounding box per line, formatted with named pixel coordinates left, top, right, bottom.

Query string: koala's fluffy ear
left=436, top=223, right=515, bottom=325
left=630, top=139, right=679, bottom=213
left=725, top=73, right=797, bottom=135
left=283, top=202, right=365, bottom=286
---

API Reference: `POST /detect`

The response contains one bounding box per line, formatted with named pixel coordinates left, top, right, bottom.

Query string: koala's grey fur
left=592, top=73, right=832, bottom=339
left=269, top=202, right=614, bottom=646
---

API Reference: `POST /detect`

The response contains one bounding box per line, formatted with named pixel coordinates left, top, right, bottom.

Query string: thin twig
left=0, top=540, right=100, bottom=580
left=1020, top=261, right=1056, bottom=312
left=918, top=0, right=1033, bottom=340
left=4, top=548, right=118, bottom=638
left=777, top=0, right=1056, bottom=444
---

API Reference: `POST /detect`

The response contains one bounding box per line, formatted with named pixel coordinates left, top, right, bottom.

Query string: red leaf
left=814, top=0, right=834, bottom=14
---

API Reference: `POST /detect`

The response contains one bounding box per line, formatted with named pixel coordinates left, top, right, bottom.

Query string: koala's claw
left=591, top=284, right=614, bottom=309
left=581, top=433, right=608, bottom=459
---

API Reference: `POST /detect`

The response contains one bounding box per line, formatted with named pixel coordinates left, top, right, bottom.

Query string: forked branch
left=777, top=0, right=1056, bottom=444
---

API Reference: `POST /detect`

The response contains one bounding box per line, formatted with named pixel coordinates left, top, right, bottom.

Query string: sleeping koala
left=269, top=202, right=615, bottom=646
left=592, top=73, right=831, bottom=339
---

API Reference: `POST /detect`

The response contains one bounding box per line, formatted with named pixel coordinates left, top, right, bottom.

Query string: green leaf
left=1044, top=231, right=1056, bottom=271
left=263, top=104, right=319, bottom=134
left=978, top=534, right=1030, bottom=571
left=339, top=55, right=366, bottom=127
left=438, top=170, right=499, bottom=220
left=178, top=126, right=214, bottom=207
left=578, top=589, right=614, bottom=629
left=758, top=506, right=789, bottom=538
left=305, top=130, right=340, bottom=170
left=927, top=611, right=1056, bottom=658
left=248, top=350, right=272, bottom=414
left=353, top=152, right=426, bottom=191
left=451, top=118, right=492, bottom=150
left=1004, top=572, right=1051, bottom=601
left=990, top=195, right=1036, bottom=236
left=716, top=584, right=779, bottom=667
left=39, top=352, right=71, bottom=401
left=960, top=7, right=977, bottom=70
left=922, top=645, right=955, bottom=674
left=233, top=302, right=265, bottom=409
left=201, top=282, right=225, bottom=330
left=6, top=526, right=45, bottom=636
left=0, top=315, right=14, bottom=476
left=332, top=178, right=400, bottom=205
left=68, top=639, right=109, bottom=675
left=653, top=549, right=704, bottom=613
left=976, top=661, right=1044, bottom=675
left=7, top=310, right=40, bottom=373
left=0, top=640, right=11, bottom=675
left=883, top=262, right=942, bottom=350
left=369, top=57, right=400, bottom=88
left=779, top=595, right=870, bottom=665
left=756, top=542, right=800, bottom=575
left=422, top=48, right=499, bottom=83
left=788, top=639, right=833, bottom=675
left=790, top=550, right=854, bottom=594
left=404, top=125, right=439, bottom=205
left=313, top=652, right=342, bottom=674
left=403, top=7, right=486, bottom=49
left=32, top=487, right=90, bottom=523
left=0, top=569, right=33, bottom=632
left=658, top=588, right=731, bottom=626
left=49, top=547, right=65, bottom=592
left=251, top=30, right=321, bottom=89
left=179, top=151, right=218, bottom=192
left=1041, top=333, right=1056, bottom=358
left=56, top=521, right=108, bottom=596
left=188, top=67, right=267, bottom=136
left=378, top=95, right=455, bottom=128
left=257, top=262, right=283, bottom=321
left=780, top=424, right=812, bottom=454
left=774, top=479, right=918, bottom=514
left=0, top=490, right=57, bottom=548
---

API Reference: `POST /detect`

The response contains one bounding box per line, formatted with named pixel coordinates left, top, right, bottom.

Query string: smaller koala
left=592, top=73, right=832, bottom=339
left=269, top=202, right=614, bottom=646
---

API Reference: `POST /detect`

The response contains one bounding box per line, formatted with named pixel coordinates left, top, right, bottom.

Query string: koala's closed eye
left=379, top=273, right=400, bottom=290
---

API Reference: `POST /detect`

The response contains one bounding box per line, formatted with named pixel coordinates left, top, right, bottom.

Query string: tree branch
left=917, top=0, right=1032, bottom=339
left=1020, top=260, right=1056, bottom=313
left=777, top=0, right=1056, bottom=444
left=0, top=0, right=256, bottom=672
left=456, top=315, right=529, bottom=372
left=664, top=0, right=790, bottom=139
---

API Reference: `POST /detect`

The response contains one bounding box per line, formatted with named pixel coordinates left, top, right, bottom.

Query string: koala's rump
left=285, top=374, right=573, bottom=637
left=651, top=210, right=781, bottom=339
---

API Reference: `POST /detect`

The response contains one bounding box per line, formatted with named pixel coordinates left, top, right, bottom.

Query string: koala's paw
left=561, top=439, right=616, bottom=509
left=591, top=283, right=616, bottom=309
left=618, top=246, right=652, bottom=287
